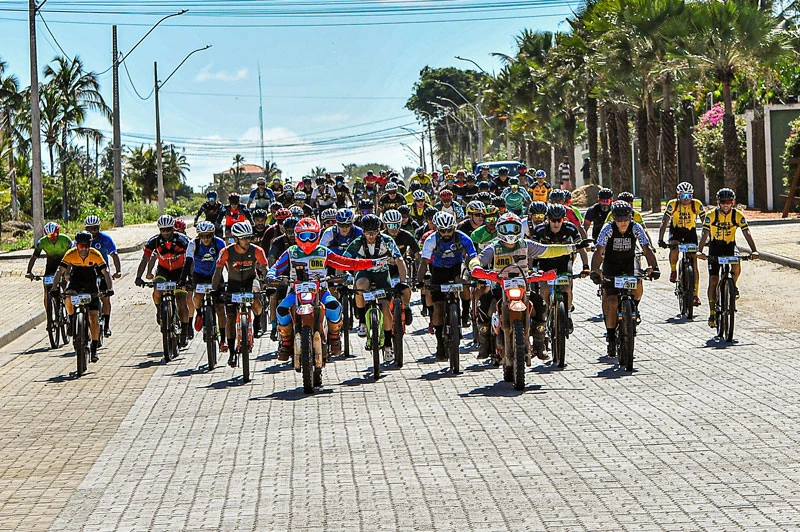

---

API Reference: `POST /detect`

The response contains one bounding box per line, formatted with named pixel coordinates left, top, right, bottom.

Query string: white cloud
left=195, top=63, right=249, bottom=82
left=311, top=112, right=349, bottom=124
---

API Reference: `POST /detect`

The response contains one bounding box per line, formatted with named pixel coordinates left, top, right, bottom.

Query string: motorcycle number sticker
left=494, top=256, right=512, bottom=269
left=503, top=277, right=525, bottom=289
left=309, top=258, right=326, bottom=270
left=296, top=281, right=316, bottom=294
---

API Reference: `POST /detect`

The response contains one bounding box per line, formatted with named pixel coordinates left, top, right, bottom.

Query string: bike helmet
left=275, top=207, right=291, bottom=221
left=484, top=205, right=500, bottom=221
left=610, top=200, right=633, bottom=218
left=196, top=221, right=215, bottom=235
left=397, top=205, right=411, bottom=217
left=466, top=200, right=486, bottom=215
left=74, top=230, right=92, bottom=246
left=549, top=189, right=565, bottom=203
left=289, top=206, right=305, bottom=218
left=534, top=169, right=546, bottom=180
left=432, top=211, right=456, bottom=230
left=43, top=221, right=60, bottom=236
left=498, top=166, right=509, bottom=175
left=563, top=190, right=573, bottom=202
left=546, top=204, right=567, bottom=220
left=206, top=189, right=218, bottom=200
left=496, top=213, right=523, bottom=244
left=477, top=181, right=490, bottom=190
left=508, top=177, right=520, bottom=186
left=475, top=191, right=493, bottom=204
left=466, top=173, right=476, bottom=182
left=409, top=182, right=421, bottom=192
left=439, top=189, right=454, bottom=201
left=385, top=182, right=398, bottom=192
left=83, top=215, right=101, bottom=227
left=617, top=191, right=634, bottom=203
left=441, top=164, right=450, bottom=172
left=336, top=208, right=355, bottom=224
left=528, top=201, right=548, bottom=216
left=382, top=209, right=402, bottom=227
left=423, top=206, right=438, bottom=220
left=252, top=208, right=268, bottom=220
left=294, top=217, right=321, bottom=254
left=173, top=219, right=186, bottom=232
left=361, top=214, right=382, bottom=232
left=598, top=188, right=614, bottom=201
left=320, top=208, right=337, bottom=224
left=416, top=167, right=425, bottom=174
left=412, top=189, right=427, bottom=201
left=518, top=163, right=528, bottom=172
left=256, top=176, right=266, bottom=185
left=231, top=221, right=253, bottom=238
left=677, top=182, right=694, bottom=195
left=358, top=198, right=373, bottom=212
left=316, top=176, right=326, bottom=185
left=283, top=183, right=294, bottom=193
left=716, top=188, right=736, bottom=201
left=283, top=217, right=299, bottom=235
left=228, top=192, right=240, bottom=204
left=157, top=214, right=175, bottom=229
left=491, top=196, right=506, bottom=209
left=294, top=191, right=307, bottom=201
left=269, top=201, right=282, bottom=211
left=479, top=163, right=490, bottom=171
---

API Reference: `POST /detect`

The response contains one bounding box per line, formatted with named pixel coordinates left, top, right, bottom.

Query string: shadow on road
left=145, top=351, right=163, bottom=358
left=171, top=366, right=209, bottom=377
left=665, top=316, right=693, bottom=325
left=251, top=387, right=334, bottom=401
left=260, top=362, right=290, bottom=374
left=26, top=346, right=53, bottom=355
left=464, top=361, right=495, bottom=372
left=256, top=351, right=278, bottom=362
left=127, top=359, right=162, bottom=369
left=591, top=365, right=636, bottom=379
left=459, top=381, right=543, bottom=397
left=204, top=376, right=249, bottom=390
left=46, top=372, right=84, bottom=383
left=418, top=368, right=459, bottom=381
left=340, top=373, right=380, bottom=386
left=416, top=354, right=438, bottom=364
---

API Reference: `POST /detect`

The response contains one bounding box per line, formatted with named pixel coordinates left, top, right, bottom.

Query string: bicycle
left=427, top=281, right=465, bottom=374
left=545, top=272, right=583, bottom=369
left=389, top=278, right=407, bottom=369
left=706, top=255, right=749, bottom=342
left=144, top=280, right=181, bottom=363
left=358, top=284, right=392, bottom=380
left=669, top=243, right=698, bottom=320
left=29, top=274, right=69, bottom=349
left=226, top=291, right=255, bottom=383
left=603, top=274, right=649, bottom=372
left=194, top=283, right=219, bottom=370
left=329, top=276, right=355, bottom=358
left=68, top=290, right=111, bottom=377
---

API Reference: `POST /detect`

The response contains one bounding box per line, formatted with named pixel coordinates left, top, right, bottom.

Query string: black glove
left=394, top=282, right=409, bottom=292
left=590, top=271, right=602, bottom=285
left=134, top=277, right=145, bottom=287
left=658, top=239, right=668, bottom=249
left=264, top=287, right=277, bottom=297
left=104, top=289, right=115, bottom=297
left=650, top=269, right=661, bottom=280
left=576, top=238, right=594, bottom=250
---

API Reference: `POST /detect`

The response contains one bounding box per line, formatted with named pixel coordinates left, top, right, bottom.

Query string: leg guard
left=277, top=323, right=293, bottom=361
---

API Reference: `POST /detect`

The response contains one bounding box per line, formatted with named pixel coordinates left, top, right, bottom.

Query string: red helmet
left=173, top=219, right=186, bottom=232
left=294, top=217, right=321, bottom=254
left=439, top=189, right=454, bottom=201
left=275, top=208, right=291, bottom=221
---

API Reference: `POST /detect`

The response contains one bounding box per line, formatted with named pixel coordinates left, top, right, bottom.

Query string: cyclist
left=549, top=190, right=587, bottom=238
left=351, top=176, right=365, bottom=200
left=260, top=207, right=291, bottom=253
left=658, top=182, right=705, bottom=305
left=83, top=215, right=122, bottom=337
left=212, top=221, right=268, bottom=366
left=584, top=188, right=614, bottom=241
left=434, top=189, right=465, bottom=219
left=320, top=208, right=337, bottom=230
left=356, top=198, right=374, bottom=222
left=311, top=176, right=337, bottom=212
left=457, top=200, right=486, bottom=237
left=193, top=190, right=224, bottom=237
left=247, top=176, right=275, bottom=210
left=470, top=205, right=501, bottom=252
left=397, top=205, right=418, bottom=234
left=417, top=212, right=477, bottom=359
left=180, top=221, right=228, bottom=351
left=26, top=221, right=73, bottom=314
left=288, top=205, right=305, bottom=220
left=409, top=189, right=432, bottom=225
left=697, top=188, right=759, bottom=328
left=528, top=169, right=551, bottom=203
left=590, top=201, right=660, bottom=357
left=279, top=183, right=295, bottom=207
left=470, top=213, right=584, bottom=360
left=251, top=208, right=270, bottom=242
left=531, top=204, right=590, bottom=335
left=51, top=231, right=113, bottom=363
left=267, top=217, right=385, bottom=361
left=517, top=163, right=529, bottom=184
left=501, top=177, right=531, bottom=215
left=476, top=163, right=492, bottom=184
left=267, top=201, right=282, bottom=225
left=490, top=166, right=512, bottom=195
left=378, top=182, right=406, bottom=213
left=415, top=206, right=438, bottom=242
left=296, top=176, right=314, bottom=194
left=410, top=167, right=432, bottom=192
left=292, top=191, right=315, bottom=217
left=523, top=201, right=548, bottom=238
left=491, top=196, right=507, bottom=216
left=220, top=192, right=254, bottom=241
left=382, top=209, right=418, bottom=323
left=135, top=215, right=192, bottom=347
left=269, top=177, right=284, bottom=197
left=333, top=177, right=353, bottom=208
left=364, top=170, right=382, bottom=197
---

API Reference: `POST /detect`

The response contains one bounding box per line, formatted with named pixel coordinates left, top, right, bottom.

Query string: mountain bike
left=30, top=274, right=69, bottom=349
left=546, top=272, right=582, bottom=369
left=670, top=243, right=697, bottom=319
left=69, top=290, right=111, bottom=377
left=145, top=280, right=181, bottom=363
left=358, top=284, right=391, bottom=380
left=709, top=255, right=749, bottom=342
left=194, top=283, right=219, bottom=370
left=603, top=274, right=649, bottom=372
left=427, top=281, right=465, bottom=374
left=227, top=291, right=254, bottom=383
left=389, top=278, right=406, bottom=369
left=330, top=276, right=354, bottom=358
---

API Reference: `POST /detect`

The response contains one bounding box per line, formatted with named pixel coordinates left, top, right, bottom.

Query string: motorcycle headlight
left=505, top=287, right=524, bottom=300
left=299, top=292, right=314, bottom=303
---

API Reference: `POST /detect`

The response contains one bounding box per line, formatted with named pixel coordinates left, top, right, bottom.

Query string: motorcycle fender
left=297, top=304, right=314, bottom=316
left=509, top=300, right=526, bottom=312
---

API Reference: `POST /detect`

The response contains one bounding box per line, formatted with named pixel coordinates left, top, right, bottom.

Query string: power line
left=37, top=12, right=71, bottom=60
left=159, top=89, right=407, bottom=101
left=121, top=57, right=153, bottom=101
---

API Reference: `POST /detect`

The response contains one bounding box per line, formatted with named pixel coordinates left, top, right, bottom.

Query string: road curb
left=737, top=245, right=800, bottom=270
left=0, top=240, right=145, bottom=261
left=0, top=311, right=46, bottom=350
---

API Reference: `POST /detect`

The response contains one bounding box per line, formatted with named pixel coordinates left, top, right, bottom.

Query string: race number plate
left=547, top=276, right=571, bottom=286
left=614, top=276, right=638, bottom=290
left=503, top=277, right=526, bottom=289
left=718, top=256, right=739, bottom=265
left=440, top=283, right=463, bottom=293
left=678, top=244, right=698, bottom=253
left=156, top=282, right=176, bottom=292
left=296, top=281, right=317, bottom=294
left=195, top=284, right=213, bottom=294
left=43, top=275, right=55, bottom=285
left=390, top=277, right=400, bottom=288
left=71, top=294, right=92, bottom=305
left=363, top=289, right=386, bottom=302
left=231, top=292, right=254, bottom=303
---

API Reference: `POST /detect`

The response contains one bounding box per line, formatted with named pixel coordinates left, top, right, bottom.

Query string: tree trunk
left=647, top=93, right=661, bottom=213
left=566, top=112, right=577, bottom=189
left=600, top=103, right=611, bottom=188
left=48, top=143, right=55, bottom=179
left=607, top=104, right=620, bottom=192
left=661, top=76, right=678, bottom=198
left=586, top=95, right=599, bottom=185
left=721, top=82, right=743, bottom=196
left=616, top=105, right=632, bottom=193
left=637, top=105, right=650, bottom=211
left=61, top=127, right=68, bottom=220
left=4, top=106, right=18, bottom=220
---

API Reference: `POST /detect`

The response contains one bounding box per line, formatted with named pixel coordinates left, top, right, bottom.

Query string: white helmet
left=83, top=215, right=101, bottom=227
left=196, top=221, right=216, bottom=235
left=320, top=208, right=337, bottom=223
left=382, top=209, right=402, bottom=225
left=157, top=214, right=175, bottom=229
left=231, top=221, right=253, bottom=238
left=385, top=182, right=398, bottom=192
left=432, top=211, right=456, bottom=230
left=294, top=191, right=307, bottom=201
left=676, top=182, right=694, bottom=195
left=412, top=189, right=427, bottom=201
left=496, top=213, right=523, bottom=244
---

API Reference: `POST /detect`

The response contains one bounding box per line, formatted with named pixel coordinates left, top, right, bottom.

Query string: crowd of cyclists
left=25, top=161, right=760, bottom=378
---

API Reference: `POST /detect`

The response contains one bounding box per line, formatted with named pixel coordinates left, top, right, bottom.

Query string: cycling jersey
left=531, top=221, right=582, bottom=273
left=384, top=229, right=420, bottom=257
left=475, top=239, right=567, bottom=279
left=421, top=230, right=477, bottom=268
left=333, top=185, right=351, bottom=207
left=378, top=193, right=406, bottom=212
left=409, top=202, right=433, bottom=224
left=500, top=187, right=531, bottom=204
left=457, top=219, right=482, bottom=238
left=35, top=234, right=73, bottom=259
left=344, top=234, right=401, bottom=273
left=60, top=248, right=107, bottom=292
left=596, top=221, right=649, bottom=277
left=433, top=201, right=464, bottom=219
left=186, top=236, right=225, bottom=277
left=470, top=226, right=498, bottom=251
left=458, top=185, right=480, bottom=202
left=584, top=203, right=611, bottom=241
left=220, top=205, right=253, bottom=230
left=490, top=176, right=511, bottom=195
left=400, top=220, right=418, bottom=234
left=411, top=174, right=432, bottom=187
left=665, top=198, right=704, bottom=230
left=528, top=182, right=551, bottom=203
left=217, top=244, right=268, bottom=284
left=269, top=245, right=373, bottom=283
left=193, top=201, right=223, bottom=227
left=143, top=233, right=190, bottom=272
left=259, top=224, right=283, bottom=253
left=311, top=185, right=337, bottom=208
left=248, top=188, right=275, bottom=209
left=702, top=207, right=748, bottom=245
left=268, top=235, right=293, bottom=263
left=90, top=232, right=118, bottom=265
left=320, top=225, right=363, bottom=255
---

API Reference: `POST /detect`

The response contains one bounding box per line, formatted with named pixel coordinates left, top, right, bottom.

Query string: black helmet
left=611, top=200, right=633, bottom=218
left=617, top=191, right=634, bottom=203
left=74, top=230, right=92, bottom=245
left=283, top=217, right=299, bottom=232
left=598, top=188, right=614, bottom=200
left=358, top=198, right=373, bottom=210
left=716, top=188, right=736, bottom=201
left=269, top=201, right=282, bottom=211
left=528, top=201, right=548, bottom=216
left=252, top=208, right=268, bottom=219
left=360, top=214, right=381, bottom=232
left=423, top=206, right=438, bottom=220
left=498, top=166, right=509, bottom=175
left=228, top=192, right=240, bottom=203
left=316, top=176, right=326, bottom=185
left=475, top=191, right=493, bottom=204
left=397, top=205, right=411, bottom=217
left=546, top=204, right=567, bottom=220
left=206, top=189, right=217, bottom=200
left=491, top=196, right=506, bottom=208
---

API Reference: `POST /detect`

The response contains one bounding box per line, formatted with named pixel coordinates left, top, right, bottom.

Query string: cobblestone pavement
left=1, top=255, right=799, bottom=531
left=745, top=224, right=800, bottom=262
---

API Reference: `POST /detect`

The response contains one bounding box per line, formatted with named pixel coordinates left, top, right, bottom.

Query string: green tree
left=0, top=58, right=23, bottom=220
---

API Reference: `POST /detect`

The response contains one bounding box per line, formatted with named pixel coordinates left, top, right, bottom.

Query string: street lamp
left=401, top=127, right=425, bottom=168
left=434, top=79, right=489, bottom=161
left=154, top=45, right=211, bottom=213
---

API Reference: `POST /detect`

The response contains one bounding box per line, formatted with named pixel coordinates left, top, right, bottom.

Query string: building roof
left=215, top=164, right=265, bottom=175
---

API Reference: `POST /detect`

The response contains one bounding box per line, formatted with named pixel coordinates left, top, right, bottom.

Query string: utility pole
left=476, top=89, right=483, bottom=162
left=29, top=0, right=44, bottom=240
left=427, top=118, right=435, bottom=171
left=258, top=63, right=265, bottom=173
left=154, top=61, right=164, bottom=212
left=112, top=25, right=123, bottom=226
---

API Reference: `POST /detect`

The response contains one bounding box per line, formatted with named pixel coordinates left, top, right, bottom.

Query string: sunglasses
left=385, top=223, right=400, bottom=230
left=337, top=223, right=352, bottom=228
left=599, top=199, right=612, bottom=205
left=296, top=231, right=318, bottom=242
left=679, top=193, right=692, bottom=200
left=199, top=233, right=214, bottom=239
left=718, top=200, right=734, bottom=205
left=550, top=218, right=564, bottom=223
left=86, top=226, right=100, bottom=232
left=364, top=230, right=380, bottom=237
left=76, top=242, right=90, bottom=249
left=472, top=213, right=485, bottom=218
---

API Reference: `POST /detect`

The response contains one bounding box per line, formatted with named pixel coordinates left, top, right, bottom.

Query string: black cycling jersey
left=384, top=229, right=420, bottom=257
left=457, top=219, right=481, bottom=238
left=584, top=203, right=610, bottom=241
left=531, top=221, right=581, bottom=273
left=378, top=193, right=406, bottom=212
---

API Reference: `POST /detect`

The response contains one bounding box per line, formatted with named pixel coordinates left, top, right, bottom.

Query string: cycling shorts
left=189, top=273, right=213, bottom=290
left=668, top=227, right=698, bottom=245
left=156, top=266, right=182, bottom=283
left=430, top=264, right=463, bottom=302
left=355, top=270, right=391, bottom=290
left=707, top=241, right=736, bottom=276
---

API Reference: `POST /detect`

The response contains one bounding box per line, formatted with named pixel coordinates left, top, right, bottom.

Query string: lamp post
left=434, top=79, right=488, bottom=161
left=154, top=45, right=211, bottom=213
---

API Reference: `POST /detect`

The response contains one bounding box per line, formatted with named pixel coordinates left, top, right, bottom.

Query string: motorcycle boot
left=532, top=319, right=549, bottom=360
left=328, top=319, right=343, bottom=357
left=277, top=323, right=294, bottom=361
left=477, top=322, right=492, bottom=359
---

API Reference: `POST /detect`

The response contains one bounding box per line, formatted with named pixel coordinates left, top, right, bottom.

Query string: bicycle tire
left=239, top=313, right=251, bottom=383
left=75, top=312, right=88, bottom=376
left=204, top=304, right=217, bottom=370
left=683, top=261, right=694, bottom=320
left=513, top=319, right=526, bottom=391
left=161, top=300, right=174, bottom=362
left=620, top=299, right=635, bottom=371
left=341, top=292, right=351, bottom=357
left=724, top=277, right=736, bottom=342
left=716, top=279, right=727, bottom=340
left=369, top=307, right=381, bottom=380
left=58, top=300, right=70, bottom=344
left=555, top=300, right=567, bottom=368
left=392, top=298, right=404, bottom=368
left=301, top=325, right=314, bottom=393
left=46, top=293, right=59, bottom=349
left=448, top=302, right=460, bottom=374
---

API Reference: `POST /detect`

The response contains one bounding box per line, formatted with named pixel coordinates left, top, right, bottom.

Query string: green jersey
left=34, top=234, right=73, bottom=258
left=470, top=226, right=498, bottom=251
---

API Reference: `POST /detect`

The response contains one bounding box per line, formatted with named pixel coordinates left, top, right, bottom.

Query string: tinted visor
left=296, top=231, right=318, bottom=242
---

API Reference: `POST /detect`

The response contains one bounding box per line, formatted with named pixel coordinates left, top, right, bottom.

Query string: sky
left=0, top=0, right=574, bottom=191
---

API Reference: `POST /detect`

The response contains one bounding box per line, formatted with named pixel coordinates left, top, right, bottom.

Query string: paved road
left=2, top=254, right=800, bottom=531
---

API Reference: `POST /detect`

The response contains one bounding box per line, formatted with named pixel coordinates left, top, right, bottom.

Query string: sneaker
left=606, top=342, right=615, bottom=358
left=384, top=345, right=395, bottom=363
left=227, top=352, right=237, bottom=368
left=103, top=328, right=112, bottom=338
left=219, top=340, right=228, bottom=353
left=735, top=287, right=740, bottom=300
left=357, top=323, right=366, bottom=337
left=707, top=313, right=716, bottom=328
left=194, top=314, right=203, bottom=332
left=91, top=347, right=99, bottom=363
left=693, top=296, right=702, bottom=307
left=669, top=271, right=677, bottom=283
left=270, top=328, right=278, bottom=341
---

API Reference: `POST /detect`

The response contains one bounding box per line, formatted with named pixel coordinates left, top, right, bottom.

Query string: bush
left=694, top=103, right=746, bottom=195
left=781, top=116, right=800, bottom=192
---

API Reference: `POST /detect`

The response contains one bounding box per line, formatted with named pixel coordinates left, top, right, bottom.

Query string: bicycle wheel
left=716, top=280, right=727, bottom=340
left=204, top=304, right=217, bottom=370
left=161, top=300, right=174, bottom=362
left=392, top=298, right=404, bottom=368
left=683, top=261, right=694, bottom=320
left=75, top=312, right=88, bottom=376
left=58, top=300, right=70, bottom=344
left=341, top=292, right=351, bottom=357
left=239, top=313, right=251, bottom=383
left=448, top=302, right=460, bottom=374
left=46, top=293, right=60, bottom=349
left=724, top=277, right=736, bottom=342
left=619, top=299, right=635, bottom=371
left=512, top=319, right=526, bottom=391
left=555, top=300, right=567, bottom=369
left=301, top=325, right=314, bottom=393
left=369, top=307, right=381, bottom=380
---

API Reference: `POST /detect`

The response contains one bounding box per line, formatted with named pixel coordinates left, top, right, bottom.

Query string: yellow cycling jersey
left=410, top=202, right=432, bottom=219
left=411, top=174, right=432, bottom=186
left=405, top=191, right=431, bottom=205
left=702, top=207, right=748, bottom=244
left=528, top=182, right=551, bottom=203
left=665, top=198, right=704, bottom=230
left=60, top=248, right=107, bottom=288
left=605, top=209, right=644, bottom=225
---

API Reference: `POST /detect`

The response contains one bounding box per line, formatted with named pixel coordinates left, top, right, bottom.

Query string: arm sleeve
left=421, top=234, right=435, bottom=260
left=460, top=233, right=477, bottom=259
left=478, top=245, right=494, bottom=268
left=268, top=250, right=290, bottom=277
left=255, top=245, right=268, bottom=267
left=408, top=235, right=421, bottom=255
left=326, top=252, right=374, bottom=271
left=596, top=224, right=612, bottom=248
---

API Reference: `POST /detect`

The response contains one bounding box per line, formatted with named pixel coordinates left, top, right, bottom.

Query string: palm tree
left=0, top=59, right=23, bottom=219
left=263, top=159, right=280, bottom=179
left=126, top=145, right=158, bottom=201
left=310, top=166, right=327, bottom=178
